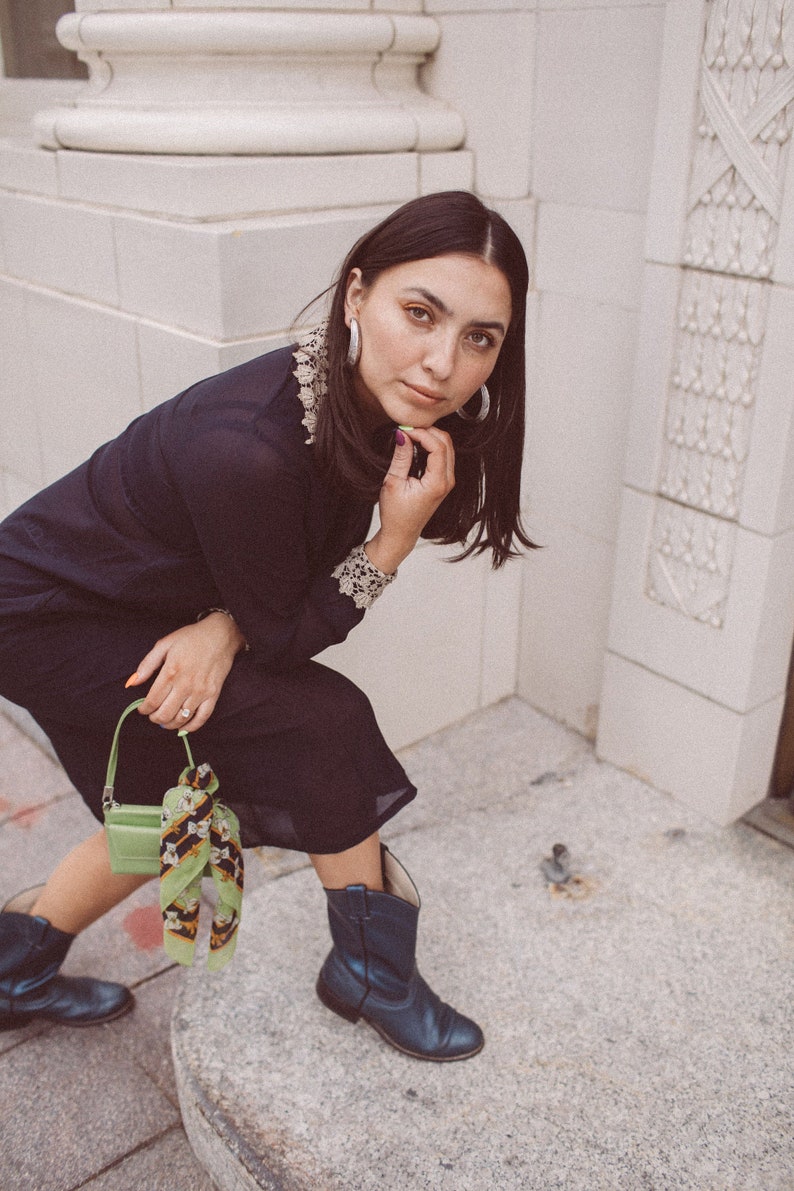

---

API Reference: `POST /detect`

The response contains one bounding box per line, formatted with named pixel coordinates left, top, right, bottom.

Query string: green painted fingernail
left=397, top=424, right=414, bottom=432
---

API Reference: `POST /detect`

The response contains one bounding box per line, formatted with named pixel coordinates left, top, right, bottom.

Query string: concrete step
left=170, top=699, right=794, bottom=1190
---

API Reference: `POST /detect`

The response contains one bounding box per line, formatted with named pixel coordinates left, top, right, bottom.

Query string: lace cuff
left=332, top=545, right=396, bottom=610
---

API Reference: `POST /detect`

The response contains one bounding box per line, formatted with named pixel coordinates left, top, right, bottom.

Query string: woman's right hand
left=364, top=426, right=455, bottom=575
left=125, top=612, right=246, bottom=731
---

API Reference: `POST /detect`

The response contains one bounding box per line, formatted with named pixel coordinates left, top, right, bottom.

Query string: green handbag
left=102, top=698, right=217, bottom=876
left=102, top=698, right=244, bottom=969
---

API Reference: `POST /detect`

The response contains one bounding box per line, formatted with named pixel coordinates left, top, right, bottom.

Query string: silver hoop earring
left=346, top=317, right=361, bottom=368
left=457, top=384, right=490, bottom=424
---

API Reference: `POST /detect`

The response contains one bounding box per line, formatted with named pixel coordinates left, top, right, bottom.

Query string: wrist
left=364, top=530, right=415, bottom=575
left=196, top=608, right=249, bottom=654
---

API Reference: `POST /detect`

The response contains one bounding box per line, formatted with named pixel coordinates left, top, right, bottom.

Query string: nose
left=422, top=329, right=457, bottom=380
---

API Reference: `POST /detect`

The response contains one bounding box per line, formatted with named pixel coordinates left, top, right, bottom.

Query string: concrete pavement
left=1, top=698, right=792, bottom=1190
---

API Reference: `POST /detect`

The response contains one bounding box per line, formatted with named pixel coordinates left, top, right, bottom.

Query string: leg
left=308, top=831, right=384, bottom=892
left=30, top=829, right=154, bottom=935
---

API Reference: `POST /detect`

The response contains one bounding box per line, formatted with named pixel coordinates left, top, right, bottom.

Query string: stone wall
left=3, top=0, right=792, bottom=824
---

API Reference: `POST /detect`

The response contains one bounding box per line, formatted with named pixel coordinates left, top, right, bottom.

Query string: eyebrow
left=404, top=287, right=507, bottom=336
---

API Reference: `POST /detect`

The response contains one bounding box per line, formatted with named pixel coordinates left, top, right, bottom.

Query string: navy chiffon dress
left=0, top=338, right=416, bottom=853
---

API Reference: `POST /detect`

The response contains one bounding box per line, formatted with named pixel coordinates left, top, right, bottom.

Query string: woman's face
left=344, top=253, right=512, bottom=429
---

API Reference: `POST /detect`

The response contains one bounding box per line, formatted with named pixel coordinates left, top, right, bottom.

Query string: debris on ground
left=540, top=843, right=571, bottom=883
left=540, top=843, right=597, bottom=900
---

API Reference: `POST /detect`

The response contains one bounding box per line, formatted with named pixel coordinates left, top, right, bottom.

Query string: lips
left=404, top=383, right=445, bottom=404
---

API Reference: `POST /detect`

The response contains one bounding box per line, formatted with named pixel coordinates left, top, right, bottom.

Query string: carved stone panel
left=647, top=0, right=794, bottom=627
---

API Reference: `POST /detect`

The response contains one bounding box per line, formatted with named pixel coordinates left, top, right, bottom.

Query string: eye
left=406, top=305, right=432, bottom=323
left=468, top=330, right=497, bottom=349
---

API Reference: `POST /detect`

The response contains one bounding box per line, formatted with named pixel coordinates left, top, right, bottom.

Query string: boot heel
left=315, top=975, right=360, bottom=1024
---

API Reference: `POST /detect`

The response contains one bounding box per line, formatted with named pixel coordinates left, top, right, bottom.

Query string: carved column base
left=35, top=11, right=465, bottom=156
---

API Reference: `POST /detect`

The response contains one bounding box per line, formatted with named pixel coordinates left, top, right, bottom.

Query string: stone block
left=57, top=150, right=419, bottom=219
left=0, top=725, right=72, bottom=825
left=533, top=5, right=666, bottom=210
left=114, top=213, right=224, bottom=337
left=535, top=202, right=646, bottom=310
left=320, top=544, right=487, bottom=751
left=136, top=322, right=284, bottom=413
left=76, top=0, right=169, bottom=8
left=23, top=288, right=141, bottom=483
left=109, top=965, right=183, bottom=1104
left=423, top=12, right=535, bottom=198
left=741, top=286, right=794, bottom=536
left=773, top=125, right=794, bottom=285
left=620, top=262, right=681, bottom=495
left=0, top=143, right=59, bottom=197
left=518, top=518, right=615, bottom=739
left=528, top=290, right=638, bottom=542
left=644, top=0, right=711, bottom=266
left=0, top=473, right=38, bottom=520
left=174, top=0, right=369, bottom=8
left=217, top=208, right=380, bottom=338
left=0, top=192, right=119, bottom=306
left=418, top=149, right=473, bottom=194
left=374, top=0, right=422, bottom=13
left=597, top=650, right=784, bottom=823
left=0, top=793, right=97, bottom=900
left=0, top=279, right=43, bottom=484
left=172, top=732, right=794, bottom=1185
left=114, top=207, right=380, bottom=339
left=480, top=557, right=523, bottom=707
left=426, top=0, right=532, bottom=12
left=608, top=488, right=794, bottom=713
left=80, top=1130, right=217, bottom=1191
left=0, top=1028, right=179, bottom=1191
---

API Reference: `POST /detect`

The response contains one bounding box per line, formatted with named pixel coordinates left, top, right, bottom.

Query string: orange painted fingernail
left=124, top=672, right=139, bottom=688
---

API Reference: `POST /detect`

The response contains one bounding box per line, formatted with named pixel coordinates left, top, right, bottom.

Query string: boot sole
left=0, top=991, right=135, bottom=1032
left=315, top=975, right=484, bottom=1062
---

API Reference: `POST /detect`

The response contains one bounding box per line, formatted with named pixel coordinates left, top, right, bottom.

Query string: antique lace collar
left=292, top=321, right=329, bottom=445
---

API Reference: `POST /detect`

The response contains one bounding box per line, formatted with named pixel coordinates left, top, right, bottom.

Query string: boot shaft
left=0, top=913, right=74, bottom=997
left=323, top=848, right=421, bottom=997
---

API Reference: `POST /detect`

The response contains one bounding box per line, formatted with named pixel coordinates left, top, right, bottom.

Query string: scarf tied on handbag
left=159, top=760, right=244, bottom=971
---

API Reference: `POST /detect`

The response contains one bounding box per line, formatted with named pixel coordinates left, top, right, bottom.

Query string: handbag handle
left=102, top=698, right=195, bottom=810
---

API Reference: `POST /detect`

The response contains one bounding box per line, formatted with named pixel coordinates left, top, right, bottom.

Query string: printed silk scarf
left=159, top=761, right=244, bottom=971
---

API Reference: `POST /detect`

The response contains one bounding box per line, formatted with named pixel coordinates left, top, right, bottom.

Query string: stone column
left=597, top=0, right=794, bottom=823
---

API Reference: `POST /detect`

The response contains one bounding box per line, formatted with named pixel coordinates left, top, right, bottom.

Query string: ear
left=344, top=268, right=366, bottom=326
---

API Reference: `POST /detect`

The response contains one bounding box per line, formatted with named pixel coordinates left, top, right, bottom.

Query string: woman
left=0, top=191, right=532, bottom=1061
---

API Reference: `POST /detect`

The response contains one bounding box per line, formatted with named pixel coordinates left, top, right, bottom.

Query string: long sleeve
left=0, top=340, right=394, bottom=669
left=158, top=355, right=385, bottom=670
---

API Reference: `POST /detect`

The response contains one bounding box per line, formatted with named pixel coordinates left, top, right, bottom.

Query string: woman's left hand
left=365, top=425, right=456, bottom=574
left=124, top=612, right=246, bottom=731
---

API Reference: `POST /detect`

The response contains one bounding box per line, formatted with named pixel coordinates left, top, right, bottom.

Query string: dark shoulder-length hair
left=312, top=190, right=536, bottom=568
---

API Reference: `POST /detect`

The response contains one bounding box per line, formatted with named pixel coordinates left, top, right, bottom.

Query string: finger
left=145, top=684, right=188, bottom=726
left=128, top=639, right=170, bottom=695
left=403, top=426, right=455, bottom=490
left=385, top=428, right=417, bottom=482
left=181, top=696, right=216, bottom=733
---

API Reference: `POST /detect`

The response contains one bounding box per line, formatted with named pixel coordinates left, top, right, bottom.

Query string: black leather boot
left=0, top=911, right=134, bottom=1031
left=316, top=847, right=484, bottom=1061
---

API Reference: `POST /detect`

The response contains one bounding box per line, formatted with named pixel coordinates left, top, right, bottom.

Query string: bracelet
left=196, top=607, right=251, bottom=652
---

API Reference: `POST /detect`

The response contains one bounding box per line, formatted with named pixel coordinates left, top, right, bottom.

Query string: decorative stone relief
left=647, top=501, right=736, bottom=629
left=658, top=269, right=767, bottom=521
left=686, top=0, right=794, bottom=278
left=647, top=0, right=794, bottom=627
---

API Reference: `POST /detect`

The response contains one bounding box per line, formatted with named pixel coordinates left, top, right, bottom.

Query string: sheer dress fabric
left=0, top=341, right=416, bottom=852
